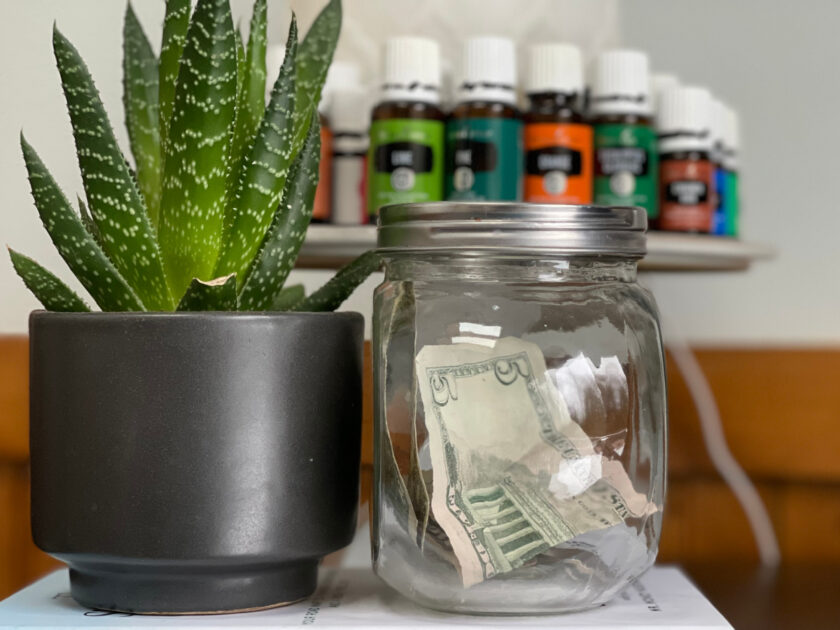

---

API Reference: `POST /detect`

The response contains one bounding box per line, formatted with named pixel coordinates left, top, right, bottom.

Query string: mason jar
left=372, top=203, right=667, bottom=614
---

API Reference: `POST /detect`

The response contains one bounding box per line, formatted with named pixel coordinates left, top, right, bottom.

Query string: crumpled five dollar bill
left=414, top=337, right=657, bottom=587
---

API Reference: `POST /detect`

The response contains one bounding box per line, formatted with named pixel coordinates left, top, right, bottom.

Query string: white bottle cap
left=722, top=104, right=740, bottom=168
left=525, top=43, right=584, bottom=96
left=381, top=36, right=441, bottom=104
left=710, top=97, right=726, bottom=160
left=456, top=36, right=517, bottom=105
left=321, top=61, right=363, bottom=118
left=330, top=87, right=370, bottom=134
left=590, top=49, right=651, bottom=115
left=325, top=61, right=362, bottom=94
left=723, top=105, right=740, bottom=151
left=440, top=57, right=455, bottom=110
left=650, top=73, right=679, bottom=116
left=657, top=85, right=713, bottom=153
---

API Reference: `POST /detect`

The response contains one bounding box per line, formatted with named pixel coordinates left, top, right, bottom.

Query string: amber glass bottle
left=590, top=50, right=658, bottom=220
left=656, top=85, right=715, bottom=233
left=523, top=43, right=592, bottom=204
left=446, top=37, right=521, bottom=201
left=367, top=37, right=444, bottom=221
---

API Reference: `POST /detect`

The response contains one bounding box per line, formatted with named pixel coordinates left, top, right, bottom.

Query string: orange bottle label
left=312, top=126, right=332, bottom=221
left=523, top=123, right=593, bottom=204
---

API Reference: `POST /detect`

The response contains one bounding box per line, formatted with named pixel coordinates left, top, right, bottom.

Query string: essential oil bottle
left=650, top=73, right=679, bottom=121
left=721, top=105, right=740, bottom=237
left=367, top=37, right=444, bottom=220
left=446, top=37, right=522, bottom=201
left=523, top=43, right=592, bottom=204
left=711, top=98, right=728, bottom=235
left=325, top=62, right=369, bottom=225
left=656, top=86, right=715, bottom=233
left=311, top=108, right=333, bottom=223
left=590, top=50, right=658, bottom=219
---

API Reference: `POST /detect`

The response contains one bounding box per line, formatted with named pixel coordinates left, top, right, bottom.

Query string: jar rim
left=377, top=202, right=648, bottom=258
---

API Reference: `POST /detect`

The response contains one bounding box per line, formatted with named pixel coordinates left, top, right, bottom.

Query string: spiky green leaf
left=158, top=0, right=190, bottom=155
left=53, top=27, right=172, bottom=310
left=176, top=273, right=237, bottom=311
left=158, top=0, right=238, bottom=298
left=237, top=116, right=318, bottom=311
left=215, top=17, right=298, bottom=282
left=228, top=0, right=267, bottom=188
left=235, top=26, right=246, bottom=96
left=292, top=0, right=340, bottom=154
left=270, top=283, right=304, bottom=311
left=291, top=250, right=380, bottom=312
left=227, top=26, right=246, bottom=195
left=20, top=136, right=145, bottom=311
left=76, top=195, right=103, bottom=248
left=8, top=248, right=90, bottom=312
left=122, top=3, right=161, bottom=224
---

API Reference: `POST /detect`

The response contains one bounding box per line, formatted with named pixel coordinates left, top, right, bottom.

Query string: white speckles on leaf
left=159, top=0, right=191, bottom=155
left=292, top=0, right=340, bottom=154
left=54, top=27, right=172, bottom=310
left=123, top=3, right=161, bottom=224
left=158, top=0, right=237, bottom=297
left=20, top=136, right=144, bottom=311
left=214, top=16, right=298, bottom=282
left=237, top=117, right=319, bottom=311
left=9, top=249, right=91, bottom=312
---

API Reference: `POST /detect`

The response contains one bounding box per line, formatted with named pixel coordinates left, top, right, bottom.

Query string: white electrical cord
left=663, top=318, right=781, bottom=567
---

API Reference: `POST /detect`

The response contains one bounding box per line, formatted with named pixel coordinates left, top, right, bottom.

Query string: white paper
left=0, top=565, right=731, bottom=629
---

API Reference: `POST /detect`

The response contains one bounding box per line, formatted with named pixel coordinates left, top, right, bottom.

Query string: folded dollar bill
left=415, top=337, right=656, bottom=587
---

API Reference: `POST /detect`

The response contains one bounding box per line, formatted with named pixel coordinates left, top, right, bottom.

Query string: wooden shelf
left=296, top=225, right=775, bottom=272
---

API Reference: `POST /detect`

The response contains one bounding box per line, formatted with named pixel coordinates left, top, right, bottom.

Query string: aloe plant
left=9, top=0, right=377, bottom=313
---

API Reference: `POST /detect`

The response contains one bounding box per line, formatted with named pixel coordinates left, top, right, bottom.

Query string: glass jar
left=372, top=203, right=667, bottom=614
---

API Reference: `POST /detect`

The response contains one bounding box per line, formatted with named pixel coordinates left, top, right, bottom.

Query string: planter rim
left=29, top=310, right=363, bottom=323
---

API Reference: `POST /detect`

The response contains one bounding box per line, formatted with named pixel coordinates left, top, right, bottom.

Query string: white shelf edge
left=296, top=225, right=776, bottom=272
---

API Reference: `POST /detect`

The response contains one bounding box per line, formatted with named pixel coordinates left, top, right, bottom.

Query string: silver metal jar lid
left=377, top=202, right=647, bottom=257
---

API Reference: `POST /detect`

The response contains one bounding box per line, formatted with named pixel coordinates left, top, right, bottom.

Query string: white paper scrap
left=0, top=566, right=731, bottom=629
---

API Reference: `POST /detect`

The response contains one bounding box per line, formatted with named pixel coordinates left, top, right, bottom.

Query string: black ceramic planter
left=29, top=311, right=363, bottom=614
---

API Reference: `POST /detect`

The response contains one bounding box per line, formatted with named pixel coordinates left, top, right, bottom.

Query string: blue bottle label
left=712, top=166, right=727, bottom=235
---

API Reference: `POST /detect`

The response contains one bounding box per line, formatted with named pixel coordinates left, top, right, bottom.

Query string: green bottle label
left=368, top=118, right=444, bottom=217
left=445, top=117, right=522, bottom=201
left=593, top=124, right=659, bottom=218
left=725, top=170, right=739, bottom=236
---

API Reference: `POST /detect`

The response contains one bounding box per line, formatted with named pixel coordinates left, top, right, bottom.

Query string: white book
left=0, top=566, right=730, bottom=629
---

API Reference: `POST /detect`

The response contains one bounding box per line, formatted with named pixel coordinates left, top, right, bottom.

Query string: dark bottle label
left=452, top=139, right=498, bottom=172
left=373, top=142, right=434, bottom=174
left=525, top=147, right=583, bottom=176
left=665, top=180, right=709, bottom=204
left=595, top=146, right=649, bottom=177
left=445, top=117, right=521, bottom=201
left=593, top=124, right=658, bottom=218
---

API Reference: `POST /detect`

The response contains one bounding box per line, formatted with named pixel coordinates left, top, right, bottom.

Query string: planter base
left=66, top=559, right=318, bottom=615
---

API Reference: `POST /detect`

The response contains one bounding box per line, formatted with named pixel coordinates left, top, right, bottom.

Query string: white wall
left=621, top=0, right=840, bottom=344
left=1, top=1, right=837, bottom=344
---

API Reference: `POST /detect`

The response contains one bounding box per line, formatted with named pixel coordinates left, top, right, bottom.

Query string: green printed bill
left=414, top=337, right=657, bottom=587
